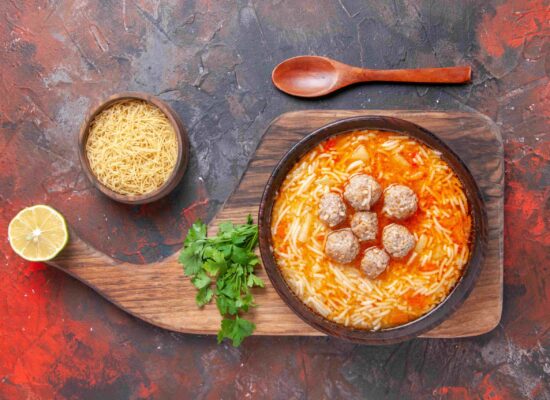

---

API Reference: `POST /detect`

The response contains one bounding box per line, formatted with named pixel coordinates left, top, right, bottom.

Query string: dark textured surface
left=0, top=1, right=548, bottom=399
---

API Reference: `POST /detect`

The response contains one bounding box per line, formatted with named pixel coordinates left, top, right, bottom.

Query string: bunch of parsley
left=179, top=215, right=264, bottom=346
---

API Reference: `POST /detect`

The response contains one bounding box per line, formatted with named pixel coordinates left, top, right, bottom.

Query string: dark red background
left=1, top=1, right=549, bottom=399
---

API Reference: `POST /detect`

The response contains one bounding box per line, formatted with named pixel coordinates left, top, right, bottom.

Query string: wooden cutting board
left=51, top=110, right=503, bottom=338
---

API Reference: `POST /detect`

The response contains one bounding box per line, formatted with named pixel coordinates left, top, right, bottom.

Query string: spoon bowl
left=272, top=56, right=340, bottom=97
left=272, top=56, right=471, bottom=98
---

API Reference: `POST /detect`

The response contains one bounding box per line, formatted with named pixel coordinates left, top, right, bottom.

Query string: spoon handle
left=358, top=66, right=471, bottom=84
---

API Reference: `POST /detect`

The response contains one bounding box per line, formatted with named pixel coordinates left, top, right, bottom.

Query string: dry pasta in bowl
left=78, top=92, right=189, bottom=204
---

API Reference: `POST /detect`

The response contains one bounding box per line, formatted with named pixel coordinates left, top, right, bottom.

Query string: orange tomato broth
left=271, top=130, right=472, bottom=330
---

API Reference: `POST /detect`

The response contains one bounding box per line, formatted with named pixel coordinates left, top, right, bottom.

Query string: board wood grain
left=50, top=110, right=503, bottom=338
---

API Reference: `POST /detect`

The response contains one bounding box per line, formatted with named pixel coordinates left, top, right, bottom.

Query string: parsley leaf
left=178, top=219, right=207, bottom=276
left=191, top=270, right=211, bottom=289
left=196, top=287, right=214, bottom=306
left=217, top=316, right=255, bottom=347
left=179, top=216, right=264, bottom=346
left=247, top=273, right=264, bottom=288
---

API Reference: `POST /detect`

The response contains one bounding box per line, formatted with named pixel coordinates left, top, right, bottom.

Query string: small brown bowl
left=258, top=116, right=488, bottom=344
left=78, top=92, right=189, bottom=205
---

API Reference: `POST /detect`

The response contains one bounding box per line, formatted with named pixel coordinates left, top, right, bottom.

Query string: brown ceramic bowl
left=78, top=92, right=189, bottom=205
left=258, top=116, right=488, bottom=344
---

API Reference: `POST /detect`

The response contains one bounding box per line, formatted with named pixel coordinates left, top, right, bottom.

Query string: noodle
left=271, top=130, right=472, bottom=330
left=86, top=100, right=178, bottom=196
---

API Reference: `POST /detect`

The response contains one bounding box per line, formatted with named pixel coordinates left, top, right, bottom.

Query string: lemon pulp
left=8, top=205, right=69, bottom=262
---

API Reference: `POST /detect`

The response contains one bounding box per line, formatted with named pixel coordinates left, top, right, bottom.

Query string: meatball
left=382, top=223, right=416, bottom=259
left=318, top=192, right=347, bottom=227
left=343, top=174, right=382, bottom=211
left=382, top=184, right=418, bottom=220
left=350, top=211, right=378, bottom=242
left=361, top=247, right=390, bottom=279
left=325, top=229, right=359, bottom=264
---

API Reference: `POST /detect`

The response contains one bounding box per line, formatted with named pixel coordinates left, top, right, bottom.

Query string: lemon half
left=8, top=205, right=69, bottom=262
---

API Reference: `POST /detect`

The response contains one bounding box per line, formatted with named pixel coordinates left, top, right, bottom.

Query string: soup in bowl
left=258, top=116, right=487, bottom=344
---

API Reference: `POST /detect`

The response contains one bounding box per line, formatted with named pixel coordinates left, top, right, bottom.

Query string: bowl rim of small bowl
left=258, top=115, right=488, bottom=345
left=78, top=91, right=189, bottom=205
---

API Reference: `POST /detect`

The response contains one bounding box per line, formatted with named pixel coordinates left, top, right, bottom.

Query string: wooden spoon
left=272, top=56, right=471, bottom=98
